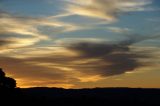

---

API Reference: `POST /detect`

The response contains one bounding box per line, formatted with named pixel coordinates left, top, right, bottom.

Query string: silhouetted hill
left=0, top=87, right=160, bottom=106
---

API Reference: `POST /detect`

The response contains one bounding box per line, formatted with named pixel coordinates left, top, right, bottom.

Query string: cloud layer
left=1, top=34, right=157, bottom=88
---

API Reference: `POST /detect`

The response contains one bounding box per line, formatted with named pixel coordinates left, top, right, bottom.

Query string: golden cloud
left=67, top=0, right=153, bottom=21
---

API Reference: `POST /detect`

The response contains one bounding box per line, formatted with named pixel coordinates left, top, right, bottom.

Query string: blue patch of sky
left=110, top=10, right=160, bottom=35
left=57, top=15, right=104, bottom=25
left=0, top=0, right=65, bottom=17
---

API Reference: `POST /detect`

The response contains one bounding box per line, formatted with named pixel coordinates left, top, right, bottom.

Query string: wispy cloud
left=0, top=12, right=84, bottom=50
left=66, top=0, right=153, bottom=22
left=107, top=27, right=132, bottom=33
left=0, top=37, right=40, bottom=49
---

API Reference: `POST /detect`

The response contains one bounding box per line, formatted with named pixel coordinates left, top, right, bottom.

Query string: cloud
left=67, top=0, right=153, bottom=21
left=107, top=27, right=131, bottom=33
left=62, top=34, right=160, bottom=77
left=0, top=37, right=41, bottom=50
left=1, top=34, right=157, bottom=88
left=0, top=12, right=46, bottom=38
left=0, top=12, right=46, bottom=50
left=0, top=10, right=159, bottom=87
left=0, top=33, right=159, bottom=88
left=0, top=39, right=15, bottom=46
left=0, top=11, right=84, bottom=51
left=66, top=42, right=143, bottom=77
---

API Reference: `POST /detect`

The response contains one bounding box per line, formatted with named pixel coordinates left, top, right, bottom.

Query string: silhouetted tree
left=0, top=68, right=5, bottom=87
left=0, top=68, right=5, bottom=77
left=0, top=68, right=16, bottom=89
left=3, top=77, right=16, bottom=88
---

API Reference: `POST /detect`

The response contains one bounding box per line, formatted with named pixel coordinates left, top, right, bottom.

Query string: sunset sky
left=0, top=0, right=160, bottom=88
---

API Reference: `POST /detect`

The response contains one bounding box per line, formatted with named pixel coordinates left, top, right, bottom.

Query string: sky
left=0, top=0, right=160, bottom=88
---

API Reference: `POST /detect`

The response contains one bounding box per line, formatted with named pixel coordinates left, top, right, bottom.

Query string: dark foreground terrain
left=0, top=87, right=160, bottom=106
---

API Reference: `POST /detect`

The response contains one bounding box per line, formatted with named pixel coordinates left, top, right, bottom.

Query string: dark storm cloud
left=65, top=34, right=157, bottom=76
left=68, top=42, right=129, bottom=58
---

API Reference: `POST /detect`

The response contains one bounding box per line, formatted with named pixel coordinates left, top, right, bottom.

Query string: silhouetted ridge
left=0, top=68, right=160, bottom=105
